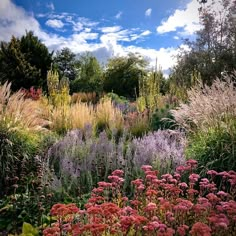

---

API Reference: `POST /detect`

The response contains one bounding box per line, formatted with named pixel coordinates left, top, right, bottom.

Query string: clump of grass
left=69, top=102, right=95, bottom=130
left=171, top=73, right=236, bottom=131
left=0, top=81, right=49, bottom=132
left=71, top=92, right=97, bottom=104
left=48, top=102, right=95, bottom=135
left=95, top=98, right=124, bottom=134
left=171, top=73, right=236, bottom=174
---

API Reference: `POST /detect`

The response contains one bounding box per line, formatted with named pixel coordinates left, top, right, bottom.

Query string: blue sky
left=0, top=0, right=211, bottom=75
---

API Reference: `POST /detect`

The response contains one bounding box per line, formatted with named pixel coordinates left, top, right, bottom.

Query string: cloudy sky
left=0, top=0, right=210, bottom=75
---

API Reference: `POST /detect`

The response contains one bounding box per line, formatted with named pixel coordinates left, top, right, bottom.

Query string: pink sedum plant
left=43, top=160, right=236, bottom=236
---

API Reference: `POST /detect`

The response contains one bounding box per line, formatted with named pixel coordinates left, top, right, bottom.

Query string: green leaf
left=20, top=222, right=38, bottom=236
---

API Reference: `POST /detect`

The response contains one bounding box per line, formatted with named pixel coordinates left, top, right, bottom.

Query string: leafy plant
left=43, top=160, right=236, bottom=236
left=20, top=222, right=39, bottom=236
left=186, top=121, right=236, bottom=176
left=150, top=105, right=176, bottom=131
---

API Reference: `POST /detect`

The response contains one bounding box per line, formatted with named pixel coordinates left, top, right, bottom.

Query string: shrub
left=186, top=121, right=236, bottom=175
left=46, top=127, right=127, bottom=196
left=0, top=154, right=55, bottom=234
left=48, top=102, right=94, bottom=135
left=150, top=104, right=176, bottom=131
left=45, top=127, right=185, bottom=197
left=43, top=161, right=236, bottom=236
left=171, top=74, right=236, bottom=174
left=0, top=82, right=49, bottom=132
left=171, top=74, right=236, bottom=131
left=130, top=129, right=186, bottom=176
left=124, top=110, right=150, bottom=138
left=95, top=98, right=124, bottom=135
left=0, top=125, right=40, bottom=196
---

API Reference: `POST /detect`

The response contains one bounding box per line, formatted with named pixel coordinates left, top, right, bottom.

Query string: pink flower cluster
left=44, top=161, right=236, bottom=236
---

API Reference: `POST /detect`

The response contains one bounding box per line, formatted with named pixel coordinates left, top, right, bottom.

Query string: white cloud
left=73, top=22, right=83, bottom=32
left=100, top=26, right=122, bottom=33
left=141, top=30, right=151, bottom=36
left=115, top=11, right=122, bottom=19
left=0, top=0, right=45, bottom=42
left=46, top=2, right=55, bottom=11
left=145, top=8, right=152, bottom=17
left=0, top=0, right=181, bottom=75
left=156, top=0, right=201, bottom=35
left=66, top=17, right=98, bottom=32
left=46, top=19, right=64, bottom=28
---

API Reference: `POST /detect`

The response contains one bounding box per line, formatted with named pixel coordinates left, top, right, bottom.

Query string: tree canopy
left=0, top=31, right=53, bottom=91
left=103, top=53, right=148, bottom=98
left=53, top=47, right=78, bottom=81
left=170, top=0, right=236, bottom=87
left=70, top=53, right=103, bottom=94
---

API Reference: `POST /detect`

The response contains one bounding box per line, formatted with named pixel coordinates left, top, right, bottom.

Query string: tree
left=0, top=31, right=53, bottom=91
left=103, top=53, right=148, bottom=98
left=170, top=0, right=236, bottom=86
left=70, top=53, right=103, bottom=94
left=53, top=47, right=78, bottom=81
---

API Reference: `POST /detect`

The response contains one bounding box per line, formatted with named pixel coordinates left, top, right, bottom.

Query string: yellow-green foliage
left=46, top=69, right=125, bottom=134
left=69, top=102, right=94, bottom=130
left=49, top=98, right=124, bottom=135
left=47, top=69, right=70, bottom=107
left=169, top=69, right=201, bottom=102
left=95, top=98, right=124, bottom=132
left=138, top=68, right=162, bottom=113
left=0, top=81, right=48, bottom=132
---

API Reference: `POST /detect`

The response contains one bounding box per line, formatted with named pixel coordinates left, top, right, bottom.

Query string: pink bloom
left=208, top=213, right=229, bottom=230
left=144, top=202, right=157, bottom=212
left=186, top=159, right=198, bottom=168
left=189, top=173, right=200, bottom=183
left=178, top=182, right=188, bottom=189
left=97, top=181, right=112, bottom=188
left=177, top=225, right=189, bottom=236
left=207, top=170, right=218, bottom=176
left=131, top=178, right=143, bottom=186
left=217, top=191, right=228, bottom=198
left=141, top=165, right=153, bottom=172
left=206, top=193, right=220, bottom=204
left=176, top=165, right=186, bottom=174
left=190, top=222, right=211, bottom=236
left=112, top=169, right=124, bottom=177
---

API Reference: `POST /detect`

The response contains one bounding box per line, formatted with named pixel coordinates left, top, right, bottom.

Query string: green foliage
left=104, top=92, right=128, bottom=105
left=170, top=0, right=236, bottom=87
left=20, top=222, right=39, bottom=236
left=103, top=53, right=148, bottom=98
left=53, top=47, right=78, bottom=81
left=70, top=53, right=103, bottom=94
left=186, top=121, right=236, bottom=176
left=0, top=31, right=52, bottom=91
left=150, top=105, right=176, bottom=131
left=126, top=111, right=150, bottom=138
left=47, top=68, right=70, bottom=107
left=0, top=125, right=40, bottom=195
left=138, top=68, right=166, bottom=112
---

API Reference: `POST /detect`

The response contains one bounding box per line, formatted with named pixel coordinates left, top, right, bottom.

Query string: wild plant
left=129, top=129, right=186, bottom=176
left=95, top=98, right=124, bottom=134
left=45, top=127, right=186, bottom=197
left=171, top=73, right=236, bottom=174
left=171, top=73, right=236, bottom=132
left=43, top=160, right=236, bottom=236
left=0, top=81, right=49, bottom=132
